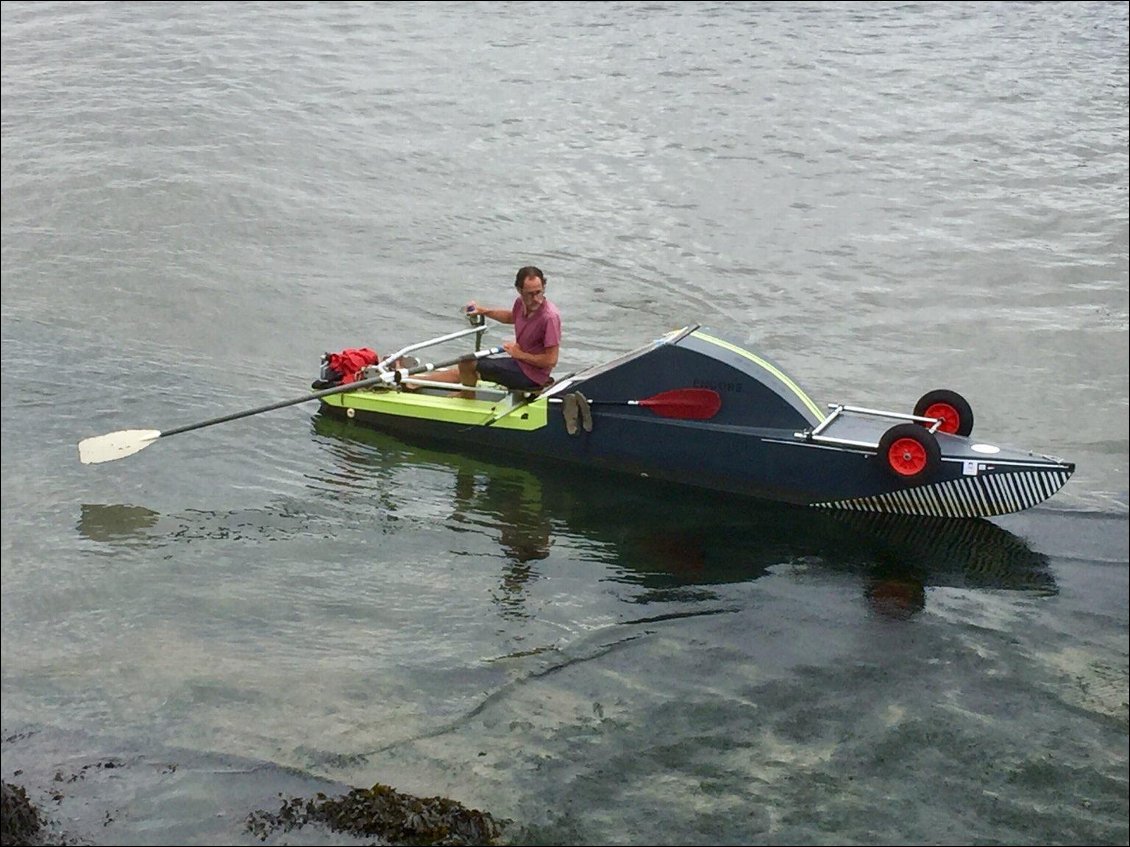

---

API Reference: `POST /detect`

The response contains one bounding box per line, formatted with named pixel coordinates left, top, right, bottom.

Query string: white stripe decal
left=968, top=475, right=992, bottom=514
left=811, top=470, right=1071, bottom=518
left=923, top=484, right=946, bottom=516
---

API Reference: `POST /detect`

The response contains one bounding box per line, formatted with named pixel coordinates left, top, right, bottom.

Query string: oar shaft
left=547, top=388, right=721, bottom=421
left=383, top=325, right=487, bottom=367
left=79, top=343, right=505, bottom=464
left=159, top=376, right=386, bottom=437
left=162, top=347, right=501, bottom=439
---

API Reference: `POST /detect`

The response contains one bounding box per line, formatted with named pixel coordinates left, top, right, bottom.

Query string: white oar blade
left=78, top=429, right=162, bottom=464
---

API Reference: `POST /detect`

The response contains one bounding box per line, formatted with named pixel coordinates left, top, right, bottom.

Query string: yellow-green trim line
left=322, top=389, right=548, bottom=431
left=692, top=330, right=825, bottom=421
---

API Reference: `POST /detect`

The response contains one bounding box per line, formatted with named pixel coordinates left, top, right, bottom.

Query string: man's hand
left=467, top=301, right=514, bottom=324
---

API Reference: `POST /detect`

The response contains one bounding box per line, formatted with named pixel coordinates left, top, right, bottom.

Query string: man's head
left=514, top=266, right=545, bottom=290
left=514, top=266, right=547, bottom=310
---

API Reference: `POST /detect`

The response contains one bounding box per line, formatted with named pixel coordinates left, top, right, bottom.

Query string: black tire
left=913, top=389, right=974, bottom=437
left=878, top=423, right=941, bottom=481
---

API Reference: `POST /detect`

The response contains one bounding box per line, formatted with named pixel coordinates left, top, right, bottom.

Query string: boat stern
left=812, top=438, right=1075, bottom=518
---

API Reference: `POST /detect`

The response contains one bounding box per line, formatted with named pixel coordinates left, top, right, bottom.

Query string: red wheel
left=913, top=389, right=974, bottom=436
left=888, top=437, right=928, bottom=475
left=878, top=423, right=941, bottom=481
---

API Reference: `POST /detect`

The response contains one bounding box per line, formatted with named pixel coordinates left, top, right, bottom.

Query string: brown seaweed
left=245, top=782, right=509, bottom=845
left=1, top=782, right=43, bottom=846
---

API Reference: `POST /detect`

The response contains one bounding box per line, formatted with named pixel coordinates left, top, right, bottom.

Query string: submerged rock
left=2, top=770, right=507, bottom=847
left=245, top=782, right=509, bottom=845
left=1, top=781, right=43, bottom=846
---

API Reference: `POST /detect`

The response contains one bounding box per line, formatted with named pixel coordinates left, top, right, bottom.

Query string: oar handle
left=466, top=308, right=486, bottom=352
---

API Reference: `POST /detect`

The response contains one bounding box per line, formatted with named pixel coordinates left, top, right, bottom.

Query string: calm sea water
left=2, top=2, right=1127, bottom=844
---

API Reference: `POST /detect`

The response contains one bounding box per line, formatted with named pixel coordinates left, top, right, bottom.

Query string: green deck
left=321, top=386, right=549, bottom=431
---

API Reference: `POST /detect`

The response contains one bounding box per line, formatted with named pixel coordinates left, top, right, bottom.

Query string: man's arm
left=503, top=341, right=558, bottom=370
left=467, top=302, right=514, bottom=324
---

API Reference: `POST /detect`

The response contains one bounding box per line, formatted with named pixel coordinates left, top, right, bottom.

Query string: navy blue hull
left=318, top=325, right=1074, bottom=518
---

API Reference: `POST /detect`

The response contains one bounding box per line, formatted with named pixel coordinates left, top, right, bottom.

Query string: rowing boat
left=313, top=323, right=1074, bottom=519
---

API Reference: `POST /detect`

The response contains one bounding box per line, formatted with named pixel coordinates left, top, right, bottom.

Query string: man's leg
left=404, top=366, right=456, bottom=390
left=455, top=360, right=479, bottom=399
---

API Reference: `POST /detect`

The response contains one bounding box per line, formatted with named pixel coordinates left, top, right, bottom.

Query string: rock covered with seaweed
left=1, top=781, right=46, bottom=847
left=246, top=782, right=508, bottom=844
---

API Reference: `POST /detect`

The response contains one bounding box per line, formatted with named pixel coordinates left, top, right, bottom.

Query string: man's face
left=518, top=276, right=546, bottom=311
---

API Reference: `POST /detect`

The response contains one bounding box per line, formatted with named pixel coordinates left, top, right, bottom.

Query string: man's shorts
left=477, top=354, right=542, bottom=390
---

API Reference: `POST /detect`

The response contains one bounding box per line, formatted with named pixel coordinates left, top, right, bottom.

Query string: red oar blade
left=637, top=388, right=721, bottom=419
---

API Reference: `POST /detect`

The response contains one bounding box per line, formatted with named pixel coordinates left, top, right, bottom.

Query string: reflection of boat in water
left=77, top=418, right=1057, bottom=619
left=78, top=502, right=162, bottom=542
left=308, top=414, right=1057, bottom=605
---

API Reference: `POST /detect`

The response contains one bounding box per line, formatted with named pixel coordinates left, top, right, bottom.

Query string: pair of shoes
left=574, top=392, right=593, bottom=432
left=562, top=392, right=593, bottom=435
left=563, top=393, right=580, bottom=435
